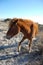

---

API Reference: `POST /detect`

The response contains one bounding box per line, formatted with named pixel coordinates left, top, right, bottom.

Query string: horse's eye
left=12, top=19, right=18, bottom=24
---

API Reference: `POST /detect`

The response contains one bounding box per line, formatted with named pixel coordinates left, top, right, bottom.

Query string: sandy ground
left=0, top=21, right=43, bottom=65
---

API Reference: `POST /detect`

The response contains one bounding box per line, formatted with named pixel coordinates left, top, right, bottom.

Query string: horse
left=6, top=18, right=38, bottom=52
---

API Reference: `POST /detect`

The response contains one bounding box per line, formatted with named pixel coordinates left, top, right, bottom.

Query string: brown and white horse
left=6, top=18, right=38, bottom=52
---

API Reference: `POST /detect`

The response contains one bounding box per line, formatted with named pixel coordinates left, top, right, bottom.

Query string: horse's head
left=6, top=18, right=19, bottom=39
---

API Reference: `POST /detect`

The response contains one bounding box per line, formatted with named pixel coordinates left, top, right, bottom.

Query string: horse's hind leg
left=18, top=37, right=26, bottom=52
left=28, top=39, right=32, bottom=53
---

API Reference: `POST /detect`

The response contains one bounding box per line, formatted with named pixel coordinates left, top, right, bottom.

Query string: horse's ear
left=9, top=18, right=18, bottom=27
left=12, top=18, right=18, bottom=24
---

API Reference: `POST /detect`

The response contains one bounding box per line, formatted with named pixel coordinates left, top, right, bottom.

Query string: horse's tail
left=30, top=23, right=38, bottom=39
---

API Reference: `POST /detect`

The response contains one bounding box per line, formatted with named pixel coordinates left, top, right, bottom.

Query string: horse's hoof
left=29, top=49, right=32, bottom=53
left=32, top=37, right=37, bottom=41
left=16, top=52, right=19, bottom=54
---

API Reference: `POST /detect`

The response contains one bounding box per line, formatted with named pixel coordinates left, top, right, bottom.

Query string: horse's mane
left=9, top=18, right=37, bottom=29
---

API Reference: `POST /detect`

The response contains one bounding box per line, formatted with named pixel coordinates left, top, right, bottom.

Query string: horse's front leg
left=18, top=37, right=26, bottom=52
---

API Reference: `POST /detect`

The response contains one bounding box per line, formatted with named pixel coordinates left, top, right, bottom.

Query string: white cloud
left=22, top=16, right=43, bottom=24
left=28, top=16, right=43, bottom=24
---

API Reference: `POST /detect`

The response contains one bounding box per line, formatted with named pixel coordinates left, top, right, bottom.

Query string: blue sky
left=0, top=0, right=43, bottom=24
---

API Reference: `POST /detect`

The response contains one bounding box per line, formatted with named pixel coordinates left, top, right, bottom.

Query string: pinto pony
left=6, top=18, right=38, bottom=52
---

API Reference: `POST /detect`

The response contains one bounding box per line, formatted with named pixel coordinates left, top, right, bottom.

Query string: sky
left=0, top=0, right=43, bottom=24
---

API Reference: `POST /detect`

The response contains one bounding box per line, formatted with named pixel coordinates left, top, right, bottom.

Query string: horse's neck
left=17, top=21, right=31, bottom=33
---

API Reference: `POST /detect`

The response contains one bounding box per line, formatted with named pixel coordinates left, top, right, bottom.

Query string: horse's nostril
left=6, top=35, right=11, bottom=39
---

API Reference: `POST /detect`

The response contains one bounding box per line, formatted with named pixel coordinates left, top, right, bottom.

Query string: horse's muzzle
left=6, top=35, right=11, bottom=39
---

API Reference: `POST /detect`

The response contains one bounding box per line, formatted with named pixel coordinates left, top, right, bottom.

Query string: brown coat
left=6, top=18, right=38, bottom=52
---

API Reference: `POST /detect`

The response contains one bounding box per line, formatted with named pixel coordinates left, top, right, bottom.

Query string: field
left=0, top=20, right=43, bottom=65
